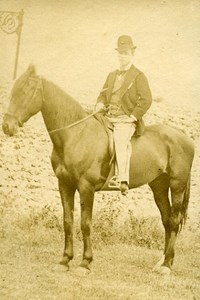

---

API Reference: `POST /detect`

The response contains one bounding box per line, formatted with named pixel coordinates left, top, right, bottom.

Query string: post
left=0, top=9, right=24, bottom=80
left=13, top=10, right=24, bottom=80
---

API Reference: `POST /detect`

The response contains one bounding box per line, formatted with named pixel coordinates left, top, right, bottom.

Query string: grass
left=0, top=200, right=200, bottom=299
left=0, top=237, right=199, bottom=299
left=92, top=208, right=164, bottom=249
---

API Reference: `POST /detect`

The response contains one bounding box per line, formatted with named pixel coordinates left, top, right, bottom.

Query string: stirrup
left=108, top=175, right=121, bottom=189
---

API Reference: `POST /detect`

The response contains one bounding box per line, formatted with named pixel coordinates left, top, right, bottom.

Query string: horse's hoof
left=52, top=263, right=69, bottom=273
left=153, top=265, right=171, bottom=276
left=74, top=266, right=91, bottom=276
left=59, top=258, right=70, bottom=270
left=159, top=266, right=171, bottom=276
left=152, top=255, right=165, bottom=272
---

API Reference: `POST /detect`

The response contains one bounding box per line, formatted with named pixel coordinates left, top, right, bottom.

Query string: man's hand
left=94, top=102, right=105, bottom=112
left=130, top=114, right=137, bottom=122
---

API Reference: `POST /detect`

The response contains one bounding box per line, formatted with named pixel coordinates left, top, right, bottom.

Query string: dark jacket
left=97, top=64, right=152, bottom=135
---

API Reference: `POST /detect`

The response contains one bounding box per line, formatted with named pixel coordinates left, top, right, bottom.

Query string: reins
left=33, top=77, right=100, bottom=134
left=48, top=111, right=99, bottom=134
left=7, top=75, right=100, bottom=134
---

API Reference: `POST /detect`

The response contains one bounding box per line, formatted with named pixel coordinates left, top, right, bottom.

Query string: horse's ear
left=27, top=64, right=36, bottom=76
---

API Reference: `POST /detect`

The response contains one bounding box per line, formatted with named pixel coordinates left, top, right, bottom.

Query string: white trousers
left=106, top=115, right=136, bottom=183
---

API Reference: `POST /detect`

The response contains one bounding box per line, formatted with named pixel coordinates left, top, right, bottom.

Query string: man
left=95, top=35, right=152, bottom=195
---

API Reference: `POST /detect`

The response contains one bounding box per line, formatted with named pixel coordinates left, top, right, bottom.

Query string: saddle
left=94, top=113, right=121, bottom=190
left=94, top=113, right=114, bottom=158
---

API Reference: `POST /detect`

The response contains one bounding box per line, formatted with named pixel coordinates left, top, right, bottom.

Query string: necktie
left=117, top=70, right=127, bottom=76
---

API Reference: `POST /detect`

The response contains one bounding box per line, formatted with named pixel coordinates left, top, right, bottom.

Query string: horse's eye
left=23, top=82, right=35, bottom=95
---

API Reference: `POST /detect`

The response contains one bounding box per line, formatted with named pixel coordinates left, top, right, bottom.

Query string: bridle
left=5, top=76, right=99, bottom=134
left=4, top=76, right=44, bottom=126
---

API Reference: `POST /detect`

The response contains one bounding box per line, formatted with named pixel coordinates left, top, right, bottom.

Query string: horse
left=2, top=65, right=195, bottom=275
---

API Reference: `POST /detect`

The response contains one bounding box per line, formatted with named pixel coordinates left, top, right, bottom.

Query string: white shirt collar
left=119, top=63, right=132, bottom=72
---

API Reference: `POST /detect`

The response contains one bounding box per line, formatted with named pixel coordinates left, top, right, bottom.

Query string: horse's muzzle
left=2, top=117, right=19, bottom=136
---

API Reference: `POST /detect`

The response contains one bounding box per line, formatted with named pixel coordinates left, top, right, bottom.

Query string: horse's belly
left=130, top=159, right=167, bottom=187
left=129, top=167, right=165, bottom=188
left=99, top=161, right=166, bottom=191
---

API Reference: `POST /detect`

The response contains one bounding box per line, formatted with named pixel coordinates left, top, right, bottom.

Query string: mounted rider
left=95, top=35, right=152, bottom=195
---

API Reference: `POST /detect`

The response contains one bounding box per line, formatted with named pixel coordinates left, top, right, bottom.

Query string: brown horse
left=2, top=65, right=194, bottom=275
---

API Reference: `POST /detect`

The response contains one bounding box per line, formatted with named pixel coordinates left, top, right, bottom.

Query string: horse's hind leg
left=149, top=174, right=171, bottom=273
left=162, top=178, right=188, bottom=271
left=58, top=179, right=75, bottom=270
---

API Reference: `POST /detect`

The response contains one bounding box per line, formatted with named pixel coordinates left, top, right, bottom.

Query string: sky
left=0, top=0, right=200, bottom=110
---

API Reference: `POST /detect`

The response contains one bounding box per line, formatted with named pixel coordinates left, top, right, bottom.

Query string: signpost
left=0, top=9, right=24, bottom=79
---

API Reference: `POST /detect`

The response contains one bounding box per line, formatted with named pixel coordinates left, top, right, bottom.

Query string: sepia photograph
left=0, top=0, right=200, bottom=299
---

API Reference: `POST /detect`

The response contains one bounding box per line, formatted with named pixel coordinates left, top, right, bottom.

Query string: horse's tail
left=180, top=173, right=191, bottom=230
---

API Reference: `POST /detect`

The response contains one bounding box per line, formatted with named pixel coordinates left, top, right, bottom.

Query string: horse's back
left=133, top=124, right=194, bottom=152
left=132, top=123, right=194, bottom=167
left=128, top=124, right=194, bottom=188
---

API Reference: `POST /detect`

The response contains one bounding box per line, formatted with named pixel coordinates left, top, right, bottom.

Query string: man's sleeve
left=131, top=72, right=152, bottom=120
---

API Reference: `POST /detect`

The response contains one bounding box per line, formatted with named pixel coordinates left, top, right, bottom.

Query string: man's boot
left=120, top=181, right=129, bottom=195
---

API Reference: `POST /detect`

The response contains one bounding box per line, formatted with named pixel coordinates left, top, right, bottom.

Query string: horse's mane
left=43, top=78, right=86, bottom=126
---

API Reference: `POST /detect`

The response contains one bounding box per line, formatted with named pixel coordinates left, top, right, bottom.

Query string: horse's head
left=2, top=65, right=43, bottom=136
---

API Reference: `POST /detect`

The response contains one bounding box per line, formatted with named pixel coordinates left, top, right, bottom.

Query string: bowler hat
left=115, top=35, right=136, bottom=51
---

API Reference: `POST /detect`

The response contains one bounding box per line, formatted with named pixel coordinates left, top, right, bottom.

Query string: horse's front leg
left=58, top=179, right=75, bottom=270
left=78, top=180, right=95, bottom=271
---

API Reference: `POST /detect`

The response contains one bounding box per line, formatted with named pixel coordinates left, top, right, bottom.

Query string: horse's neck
left=41, top=79, right=86, bottom=133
